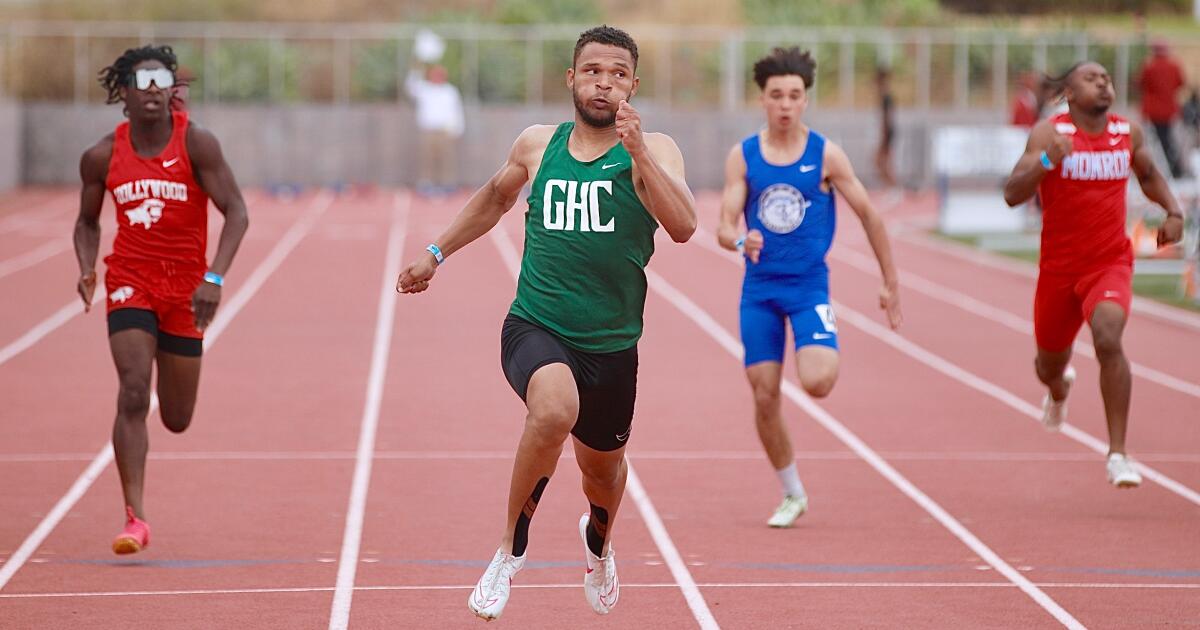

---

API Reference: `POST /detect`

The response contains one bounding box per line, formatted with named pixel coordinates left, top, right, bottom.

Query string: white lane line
left=0, top=297, right=95, bottom=367
left=828, top=245, right=1200, bottom=399
left=892, top=225, right=1200, bottom=332
left=3, top=581, right=1196, bottom=599
left=645, top=268, right=1085, bottom=630
left=327, top=191, right=409, bottom=630
left=0, top=193, right=273, bottom=368
left=830, top=304, right=1200, bottom=508
left=5, top=450, right=1200, bottom=464
left=490, top=225, right=720, bottom=630
left=696, top=230, right=1200, bottom=508
left=625, top=465, right=721, bottom=630
left=0, top=201, right=72, bottom=236
left=0, top=240, right=72, bottom=280
left=0, top=192, right=333, bottom=593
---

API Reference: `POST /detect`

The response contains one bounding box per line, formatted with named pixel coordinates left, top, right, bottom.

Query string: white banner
left=933, top=126, right=1029, bottom=178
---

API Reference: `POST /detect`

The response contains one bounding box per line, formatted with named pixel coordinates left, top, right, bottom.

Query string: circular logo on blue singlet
left=756, top=183, right=811, bottom=234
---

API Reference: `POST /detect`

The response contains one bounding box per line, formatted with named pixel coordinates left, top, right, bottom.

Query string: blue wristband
left=1039, top=151, right=1055, bottom=171
left=426, top=243, right=444, bottom=265
left=734, top=236, right=746, bottom=252
left=203, top=271, right=224, bottom=287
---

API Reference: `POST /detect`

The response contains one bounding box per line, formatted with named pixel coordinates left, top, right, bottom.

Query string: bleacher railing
left=0, top=21, right=1192, bottom=111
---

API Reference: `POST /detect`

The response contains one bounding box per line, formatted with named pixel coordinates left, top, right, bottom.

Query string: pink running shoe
left=112, top=506, right=150, bottom=555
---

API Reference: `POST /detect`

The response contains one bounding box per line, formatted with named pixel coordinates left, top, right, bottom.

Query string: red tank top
left=1037, top=112, right=1133, bottom=274
left=105, top=110, right=209, bottom=269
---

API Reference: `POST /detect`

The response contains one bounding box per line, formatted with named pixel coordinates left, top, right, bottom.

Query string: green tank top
left=510, top=122, right=658, bottom=353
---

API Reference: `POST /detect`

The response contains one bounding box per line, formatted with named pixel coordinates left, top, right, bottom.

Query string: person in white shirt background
left=406, top=62, right=465, bottom=196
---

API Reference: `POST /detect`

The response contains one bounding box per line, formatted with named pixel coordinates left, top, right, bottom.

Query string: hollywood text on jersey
left=112, top=178, right=189, bottom=205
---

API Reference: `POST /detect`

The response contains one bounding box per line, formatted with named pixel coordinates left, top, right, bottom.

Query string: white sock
left=776, top=462, right=806, bottom=498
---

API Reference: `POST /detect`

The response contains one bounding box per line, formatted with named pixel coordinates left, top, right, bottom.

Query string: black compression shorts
left=108, top=308, right=203, bottom=357
left=500, top=314, right=637, bottom=452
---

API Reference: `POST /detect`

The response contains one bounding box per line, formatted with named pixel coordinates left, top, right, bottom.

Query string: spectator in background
left=1011, top=71, right=1040, bottom=127
left=1182, top=88, right=1200, bottom=156
left=874, top=67, right=898, bottom=195
left=169, top=66, right=196, bottom=111
left=1138, top=40, right=1186, bottom=178
left=406, top=63, right=465, bottom=196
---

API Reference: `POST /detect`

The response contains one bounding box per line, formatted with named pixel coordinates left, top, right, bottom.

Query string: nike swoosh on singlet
left=162, top=157, right=180, bottom=168
left=601, top=162, right=621, bottom=170
left=799, top=164, right=817, bottom=173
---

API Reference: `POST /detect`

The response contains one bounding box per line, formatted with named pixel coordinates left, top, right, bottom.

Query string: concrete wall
left=0, top=100, right=20, bottom=192
left=21, top=102, right=1006, bottom=190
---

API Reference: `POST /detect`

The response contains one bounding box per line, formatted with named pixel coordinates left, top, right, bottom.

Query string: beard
left=1070, top=87, right=1112, bottom=116
left=1087, top=100, right=1111, bottom=116
left=573, top=88, right=620, bottom=128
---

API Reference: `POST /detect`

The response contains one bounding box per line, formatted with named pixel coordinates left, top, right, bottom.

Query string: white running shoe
left=767, top=494, right=808, bottom=528
left=1040, top=365, right=1077, bottom=432
left=578, top=513, right=619, bottom=614
left=467, top=548, right=526, bottom=621
left=1106, top=453, right=1143, bottom=488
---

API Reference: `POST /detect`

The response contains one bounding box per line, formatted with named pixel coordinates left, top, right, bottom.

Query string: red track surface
left=0, top=188, right=1197, bottom=629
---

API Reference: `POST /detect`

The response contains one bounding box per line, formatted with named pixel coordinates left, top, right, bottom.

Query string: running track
left=0, top=187, right=1197, bottom=628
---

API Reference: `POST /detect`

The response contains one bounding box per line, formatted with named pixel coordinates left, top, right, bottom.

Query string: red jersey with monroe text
left=1037, top=112, right=1134, bottom=274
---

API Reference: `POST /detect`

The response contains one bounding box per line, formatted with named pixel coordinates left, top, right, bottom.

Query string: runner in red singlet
left=73, top=46, right=250, bottom=553
left=1004, top=61, right=1184, bottom=488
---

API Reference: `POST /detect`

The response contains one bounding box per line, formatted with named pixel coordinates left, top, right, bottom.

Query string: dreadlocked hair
left=753, top=47, right=816, bottom=90
left=1044, top=61, right=1089, bottom=100
left=98, top=45, right=178, bottom=104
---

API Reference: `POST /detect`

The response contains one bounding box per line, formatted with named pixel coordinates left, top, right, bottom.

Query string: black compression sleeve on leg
left=108, top=308, right=157, bottom=337
left=512, top=476, right=549, bottom=558
left=586, top=503, right=609, bottom=558
left=157, top=331, right=203, bottom=357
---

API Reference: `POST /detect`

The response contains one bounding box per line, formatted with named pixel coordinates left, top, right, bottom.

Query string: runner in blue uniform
left=717, top=47, right=903, bottom=527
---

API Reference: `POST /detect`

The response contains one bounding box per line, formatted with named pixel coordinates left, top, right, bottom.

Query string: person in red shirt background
left=73, top=46, right=249, bottom=554
left=1138, top=40, right=1186, bottom=178
left=169, top=65, right=195, bottom=111
left=1003, top=61, right=1184, bottom=489
left=1011, top=71, right=1041, bottom=128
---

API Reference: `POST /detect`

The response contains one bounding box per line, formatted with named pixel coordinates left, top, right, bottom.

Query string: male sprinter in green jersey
left=397, top=25, right=696, bottom=621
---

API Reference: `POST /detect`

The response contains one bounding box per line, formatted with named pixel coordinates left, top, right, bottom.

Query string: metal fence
left=1, top=21, right=1196, bottom=111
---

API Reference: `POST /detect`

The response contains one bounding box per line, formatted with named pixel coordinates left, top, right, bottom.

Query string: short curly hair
left=573, top=25, right=638, bottom=69
left=753, top=47, right=816, bottom=90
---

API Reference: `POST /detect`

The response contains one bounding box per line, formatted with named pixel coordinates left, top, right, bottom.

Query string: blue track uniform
left=739, top=130, right=839, bottom=366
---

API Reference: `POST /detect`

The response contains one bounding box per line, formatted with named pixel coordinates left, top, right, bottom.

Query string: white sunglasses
left=130, top=68, right=175, bottom=91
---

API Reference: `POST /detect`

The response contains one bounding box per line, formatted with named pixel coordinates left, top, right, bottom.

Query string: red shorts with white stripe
left=1033, top=263, right=1132, bottom=353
